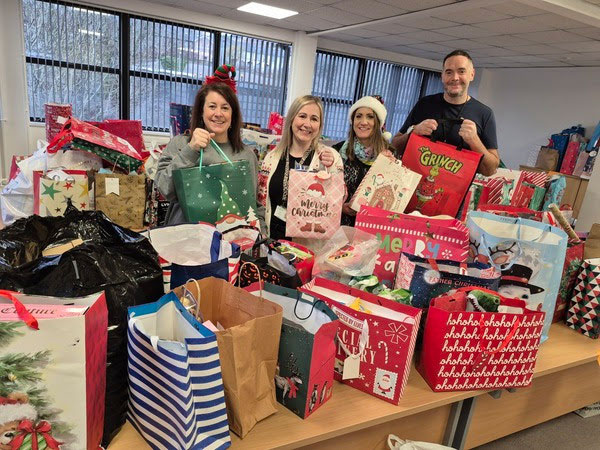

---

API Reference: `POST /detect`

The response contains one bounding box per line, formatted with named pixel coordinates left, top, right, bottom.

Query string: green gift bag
left=173, top=141, right=256, bottom=223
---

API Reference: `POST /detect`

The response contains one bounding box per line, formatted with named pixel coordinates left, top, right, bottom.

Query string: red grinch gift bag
left=286, top=170, right=344, bottom=239
left=403, top=134, right=482, bottom=217
left=419, top=287, right=545, bottom=392
left=300, top=278, right=421, bottom=405
left=0, top=290, right=107, bottom=449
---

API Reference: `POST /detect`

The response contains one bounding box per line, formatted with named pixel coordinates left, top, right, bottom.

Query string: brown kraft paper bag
left=584, top=223, right=600, bottom=260
left=535, top=146, right=559, bottom=171
left=95, top=173, right=146, bottom=229
left=173, top=276, right=283, bottom=438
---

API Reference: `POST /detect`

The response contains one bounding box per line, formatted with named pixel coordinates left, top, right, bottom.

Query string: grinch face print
left=373, top=368, right=397, bottom=400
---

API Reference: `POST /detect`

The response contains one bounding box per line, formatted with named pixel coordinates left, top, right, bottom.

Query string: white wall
left=477, top=66, right=600, bottom=230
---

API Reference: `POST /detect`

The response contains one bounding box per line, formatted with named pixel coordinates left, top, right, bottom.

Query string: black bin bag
left=0, top=207, right=164, bottom=446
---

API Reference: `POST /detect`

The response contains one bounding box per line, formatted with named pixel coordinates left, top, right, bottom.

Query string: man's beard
left=445, top=84, right=465, bottom=97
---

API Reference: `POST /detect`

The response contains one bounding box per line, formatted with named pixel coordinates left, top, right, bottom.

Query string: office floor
left=474, top=412, right=600, bottom=449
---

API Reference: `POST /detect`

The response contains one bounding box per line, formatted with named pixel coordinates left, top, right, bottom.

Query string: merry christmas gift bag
left=402, top=134, right=482, bottom=217
left=394, top=253, right=501, bottom=308
left=32, top=169, right=91, bottom=216
left=285, top=170, right=344, bottom=239
left=145, top=223, right=241, bottom=292
left=349, top=153, right=421, bottom=213
left=171, top=277, right=283, bottom=438
left=566, top=258, right=600, bottom=339
left=467, top=211, right=568, bottom=342
left=418, top=287, right=545, bottom=392
left=244, top=282, right=339, bottom=419
left=355, top=206, right=470, bottom=287
left=0, top=290, right=107, bottom=450
left=127, top=292, right=231, bottom=449
left=299, top=278, right=421, bottom=405
left=173, top=146, right=256, bottom=225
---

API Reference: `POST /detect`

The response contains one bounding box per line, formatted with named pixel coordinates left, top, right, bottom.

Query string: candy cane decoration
left=378, top=341, right=389, bottom=364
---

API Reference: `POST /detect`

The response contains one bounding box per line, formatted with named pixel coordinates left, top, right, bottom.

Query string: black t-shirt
left=399, top=93, right=498, bottom=150
left=268, top=151, right=314, bottom=240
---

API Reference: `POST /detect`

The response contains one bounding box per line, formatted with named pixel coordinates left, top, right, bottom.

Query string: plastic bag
left=314, top=226, right=379, bottom=282
left=0, top=207, right=164, bottom=446
left=388, top=435, right=455, bottom=450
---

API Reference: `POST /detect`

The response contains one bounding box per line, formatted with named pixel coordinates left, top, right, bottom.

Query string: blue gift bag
left=467, top=211, right=568, bottom=342
left=127, top=292, right=231, bottom=449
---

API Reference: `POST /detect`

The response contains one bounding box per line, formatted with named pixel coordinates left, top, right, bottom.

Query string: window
left=22, top=0, right=291, bottom=131
left=23, top=0, right=120, bottom=122
left=129, top=17, right=214, bottom=131
left=312, top=50, right=441, bottom=141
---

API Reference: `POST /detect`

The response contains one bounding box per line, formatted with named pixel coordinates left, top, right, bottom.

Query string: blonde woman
left=333, top=95, right=394, bottom=226
left=257, top=95, right=343, bottom=240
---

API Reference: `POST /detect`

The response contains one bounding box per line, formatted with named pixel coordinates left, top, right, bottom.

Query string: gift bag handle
left=0, top=290, right=39, bottom=330
left=293, top=296, right=325, bottom=321
left=198, top=139, right=234, bottom=172
left=473, top=314, right=521, bottom=370
left=236, top=261, right=264, bottom=300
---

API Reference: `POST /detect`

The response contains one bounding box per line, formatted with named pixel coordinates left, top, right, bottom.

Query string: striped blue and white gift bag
left=127, top=292, right=231, bottom=449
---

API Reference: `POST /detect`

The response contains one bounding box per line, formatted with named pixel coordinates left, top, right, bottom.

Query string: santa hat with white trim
left=0, top=396, right=37, bottom=424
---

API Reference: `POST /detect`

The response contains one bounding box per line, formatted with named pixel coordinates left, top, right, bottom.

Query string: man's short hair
left=443, top=50, right=473, bottom=66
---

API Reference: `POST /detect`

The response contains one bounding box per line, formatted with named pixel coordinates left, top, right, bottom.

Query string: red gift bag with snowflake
left=286, top=170, right=344, bottom=239
left=300, top=278, right=421, bottom=405
left=402, top=134, right=481, bottom=217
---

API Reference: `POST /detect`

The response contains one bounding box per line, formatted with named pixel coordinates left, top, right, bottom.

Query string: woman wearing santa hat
left=156, top=64, right=263, bottom=227
left=333, top=95, right=394, bottom=226
left=257, top=95, right=343, bottom=240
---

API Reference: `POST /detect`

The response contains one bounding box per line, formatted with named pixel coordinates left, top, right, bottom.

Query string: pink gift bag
left=285, top=170, right=344, bottom=239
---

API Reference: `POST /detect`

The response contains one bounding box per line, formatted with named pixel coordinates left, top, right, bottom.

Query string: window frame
left=23, top=0, right=291, bottom=131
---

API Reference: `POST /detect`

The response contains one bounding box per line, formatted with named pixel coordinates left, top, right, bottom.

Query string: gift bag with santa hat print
left=0, top=290, right=107, bottom=450
left=466, top=211, right=568, bottom=342
left=285, top=170, right=344, bottom=239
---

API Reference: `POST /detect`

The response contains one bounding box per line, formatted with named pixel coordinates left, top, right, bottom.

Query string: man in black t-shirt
left=392, top=50, right=499, bottom=176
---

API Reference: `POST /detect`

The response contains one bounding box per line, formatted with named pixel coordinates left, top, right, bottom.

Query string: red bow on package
left=10, top=420, right=62, bottom=450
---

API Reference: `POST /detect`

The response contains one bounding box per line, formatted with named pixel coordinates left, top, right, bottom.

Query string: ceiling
left=144, top=0, right=600, bottom=68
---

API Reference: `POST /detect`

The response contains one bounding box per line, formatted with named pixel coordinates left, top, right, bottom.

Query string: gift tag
left=274, top=205, right=287, bottom=222
left=342, top=354, right=360, bottom=380
left=105, top=177, right=120, bottom=196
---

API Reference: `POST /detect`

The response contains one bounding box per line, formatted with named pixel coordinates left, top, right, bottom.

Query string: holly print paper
left=286, top=171, right=344, bottom=239
left=350, top=152, right=421, bottom=214
left=33, top=170, right=91, bottom=217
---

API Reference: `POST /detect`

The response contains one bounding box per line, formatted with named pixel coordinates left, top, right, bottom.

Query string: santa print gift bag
left=0, top=290, right=107, bottom=450
left=402, top=134, right=482, bottom=217
left=285, top=170, right=344, bottom=239
left=349, top=152, right=421, bottom=213
left=244, top=282, right=339, bottom=419
left=394, top=253, right=501, bottom=308
left=173, top=144, right=256, bottom=225
left=355, top=206, right=470, bottom=287
left=127, top=292, right=231, bottom=449
left=418, top=287, right=545, bottom=392
left=467, top=211, right=568, bottom=342
left=299, top=278, right=421, bottom=405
